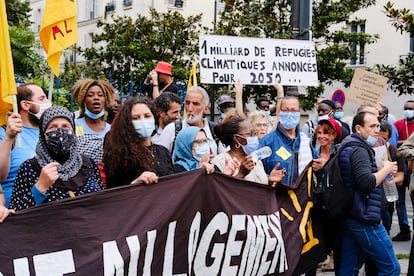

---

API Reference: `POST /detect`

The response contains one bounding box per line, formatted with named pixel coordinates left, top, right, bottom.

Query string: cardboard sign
left=347, top=68, right=389, bottom=105
left=199, top=35, right=319, bottom=86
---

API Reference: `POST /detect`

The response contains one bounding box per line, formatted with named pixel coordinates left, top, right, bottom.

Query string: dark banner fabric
left=0, top=168, right=324, bottom=275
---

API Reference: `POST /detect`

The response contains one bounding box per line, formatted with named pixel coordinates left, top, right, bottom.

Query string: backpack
left=314, top=141, right=372, bottom=217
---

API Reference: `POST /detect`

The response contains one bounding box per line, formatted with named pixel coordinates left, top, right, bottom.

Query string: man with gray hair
left=155, top=86, right=223, bottom=155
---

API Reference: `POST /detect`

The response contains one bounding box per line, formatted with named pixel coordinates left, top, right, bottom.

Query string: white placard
left=199, top=35, right=319, bottom=86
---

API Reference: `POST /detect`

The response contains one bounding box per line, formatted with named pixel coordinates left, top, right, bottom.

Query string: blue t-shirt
left=75, top=117, right=111, bottom=138
left=0, top=126, right=39, bottom=207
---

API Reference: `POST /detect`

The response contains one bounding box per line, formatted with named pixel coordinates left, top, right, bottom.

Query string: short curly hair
left=71, top=79, right=114, bottom=118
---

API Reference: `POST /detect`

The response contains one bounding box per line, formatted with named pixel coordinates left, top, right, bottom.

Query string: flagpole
left=48, top=72, right=54, bottom=102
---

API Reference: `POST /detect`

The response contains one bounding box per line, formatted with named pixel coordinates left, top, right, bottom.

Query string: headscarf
left=35, top=106, right=83, bottom=183
left=173, top=126, right=203, bottom=171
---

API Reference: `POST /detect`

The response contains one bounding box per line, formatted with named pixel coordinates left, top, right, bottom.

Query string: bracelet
left=153, top=84, right=159, bottom=87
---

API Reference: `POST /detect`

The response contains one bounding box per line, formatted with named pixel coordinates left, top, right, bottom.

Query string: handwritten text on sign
left=199, top=35, right=319, bottom=86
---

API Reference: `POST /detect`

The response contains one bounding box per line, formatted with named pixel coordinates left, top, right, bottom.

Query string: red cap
left=155, top=61, right=172, bottom=76
left=318, top=117, right=342, bottom=142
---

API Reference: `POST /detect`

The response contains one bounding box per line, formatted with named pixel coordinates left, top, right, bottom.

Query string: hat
left=319, top=99, right=335, bottom=110
left=155, top=61, right=172, bottom=76
left=318, top=117, right=342, bottom=142
left=216, top=95, right=234, bottom=106
left=40, top=106, right=75, bottom=136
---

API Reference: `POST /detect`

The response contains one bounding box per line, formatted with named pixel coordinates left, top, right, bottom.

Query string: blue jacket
left=339, top=134, right=382, bottom=224
left=259, top=124, right=318, bottom=186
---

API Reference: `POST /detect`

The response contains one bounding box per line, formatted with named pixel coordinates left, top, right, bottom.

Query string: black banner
left=0, top=167, right=324, bottom=275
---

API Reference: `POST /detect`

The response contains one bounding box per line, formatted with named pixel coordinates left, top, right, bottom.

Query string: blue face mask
left=84, top=107, right=105, bottom=120
left=193, top=143, right=210, bottom=161
left=241, top=136, right=259, bottom=155
left=133, top=120, right=155, bottom=138
left=334, top=111, right=344, bottom=120
left=366, top=135, right=378, bottom=146
left=403, top=110, right=414, bottom=120
left=279, top=111, right=300, bottom=130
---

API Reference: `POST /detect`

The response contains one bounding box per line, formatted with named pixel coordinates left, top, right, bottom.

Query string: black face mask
left=45, top=129, right=75, bottom=158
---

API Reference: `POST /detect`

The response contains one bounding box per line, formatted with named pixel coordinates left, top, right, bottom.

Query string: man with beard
left=155, top=86, right=224, bottom=155
left=152, top=92, right=182, bottom=144
left=0, top=83, right=51, bottom=208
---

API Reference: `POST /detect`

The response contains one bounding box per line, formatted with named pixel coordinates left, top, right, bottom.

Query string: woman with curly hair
left=103, top=97, right=174, bottom=188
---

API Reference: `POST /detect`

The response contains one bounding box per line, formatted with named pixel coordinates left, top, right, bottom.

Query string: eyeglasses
left=193, top=139, right=210, bottom=146
left=235, top=132, right=257, bottom=139
left=255, top=123, right=269, bottom=128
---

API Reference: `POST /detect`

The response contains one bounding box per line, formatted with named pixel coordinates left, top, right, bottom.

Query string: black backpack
left=314, top=141, right=372, bottom=217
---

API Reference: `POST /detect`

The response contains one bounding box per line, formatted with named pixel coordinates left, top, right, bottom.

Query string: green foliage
left=6, top=0, right=47, bottom=79
left=374, top=53, right=414, bottom=95
left=9, top=26, right=48, bottom=78
left=375, top=2, right=414, bottom=95
left=5, top=0, right=31, bottom=28
left=81, top=8, right=207, bottom=95
left=216, top=0, right=378, bottom=110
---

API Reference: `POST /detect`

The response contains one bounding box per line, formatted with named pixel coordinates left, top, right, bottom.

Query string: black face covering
left=45, top=128, right=76, bottom=159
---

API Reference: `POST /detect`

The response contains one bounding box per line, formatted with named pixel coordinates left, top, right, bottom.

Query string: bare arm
left=0, top=113, right=22, bottom=182
left=234, top=80, right=246, bottom=119
left=271, top=82, right=284, bottom=130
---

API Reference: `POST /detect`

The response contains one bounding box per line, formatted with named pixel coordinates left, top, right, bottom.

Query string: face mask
left=84, top=107, right=105, bottom=120
left=45, top=129, right=75, bottom=158
left=186, top=111, right=204, bottom=124
left=28, top=101, right=52, bottom=120
left=133, top=120, right=155, bottom=138
left=240, top=136, right=259, bottom=155
left=193, top=143, right=210, bottom=161
left=279, top=111, right=300, bottom=130
left=260, top=110, right=271, bottom=117
left=220, top=113, right=226, bottom=120
left=334, top=111, right=344, bottom=120
left=366, top=135, right=378, bottom=146
left=317, top=114, right=330, bottom=122
left=403, top=110, right=414, bottom=120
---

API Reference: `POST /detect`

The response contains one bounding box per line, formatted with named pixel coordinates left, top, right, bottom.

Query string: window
left=350, top=21, right=365, bottom=65
left=123, top=0, right=132, bottom=7
left=168, top=0, right=183, bottom=8
left=105, top=1, right=116, bottom=13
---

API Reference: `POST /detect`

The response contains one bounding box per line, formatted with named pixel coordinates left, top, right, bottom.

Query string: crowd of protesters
left=1, top=60, right=414, bottom=275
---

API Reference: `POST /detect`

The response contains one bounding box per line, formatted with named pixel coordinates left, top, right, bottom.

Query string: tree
left=374, top=1, right=414, bottom=95
left=6, top=0, right=47, bottom=79
left=81, top=8, right=207, bottom=95
left=216, top=0, right=379, bottom=110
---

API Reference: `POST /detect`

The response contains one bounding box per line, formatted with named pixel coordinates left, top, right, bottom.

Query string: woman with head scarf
left=172, top=126, right=216, bottom=174
left=9, top=106, right=103, bottom=211
left=103, top=97, right=174, bottom=188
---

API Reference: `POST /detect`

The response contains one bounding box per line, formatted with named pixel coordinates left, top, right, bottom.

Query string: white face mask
left=317, top=114, right=330, bottom=122
left=28, top=101, right=52, bottom=119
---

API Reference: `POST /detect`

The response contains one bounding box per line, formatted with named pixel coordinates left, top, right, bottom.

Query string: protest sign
left=347, top=68, right=389, bottom=105
left=199, top=35, right=319, bottom=86
left=0, top=168, right=324, bottom=275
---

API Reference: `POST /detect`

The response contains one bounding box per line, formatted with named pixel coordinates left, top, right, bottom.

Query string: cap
left=154, top=61, right=172, bottom=76
left=318, top=117, right=342, bottom=142
left=216, top=95, right=234, bottom=106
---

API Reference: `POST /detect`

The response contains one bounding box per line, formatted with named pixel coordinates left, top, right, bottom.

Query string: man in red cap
left=144, top=61, right=179, bottom=99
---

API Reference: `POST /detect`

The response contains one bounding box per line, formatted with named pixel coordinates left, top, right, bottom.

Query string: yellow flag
left=39, top=0, right=78, bottom=76
left=0, top=0, right=17, bottom=125
left=187, top=63, right=198, bottom=89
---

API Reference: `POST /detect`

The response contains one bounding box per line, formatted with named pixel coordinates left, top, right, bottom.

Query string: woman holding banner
left=9, top=106, right=103, bottom=211
left=103, top=97, right=173, bottom=188
left=211, top=109, right=285, bottom=185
